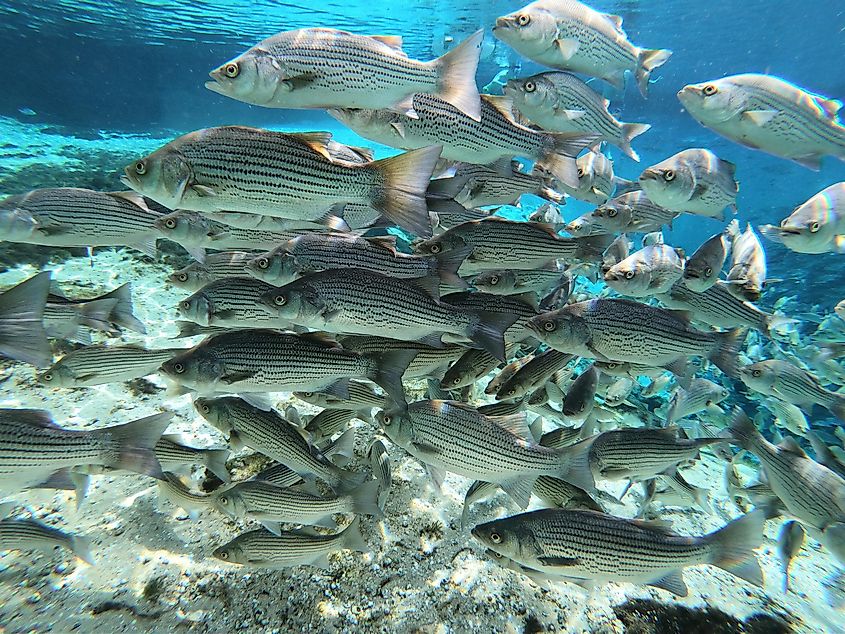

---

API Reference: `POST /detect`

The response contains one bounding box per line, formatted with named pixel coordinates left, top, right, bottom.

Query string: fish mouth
left=778, top=227, right=803, bottom=236
left=684, top=270, right=701, bottom=279
left=639, top=170, right=659, bottom=182
left=205, top=80, right=227, bottom=95
left=120, top=171, right=138, bottom=189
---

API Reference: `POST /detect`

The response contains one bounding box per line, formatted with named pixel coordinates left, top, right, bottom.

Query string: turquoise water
left=0, top=1, right=844, bottom=632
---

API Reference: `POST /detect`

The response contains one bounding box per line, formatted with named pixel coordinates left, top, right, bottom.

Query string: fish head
left=471, top=517, right=528, bottom=562
left=154, top=211, right=209, bottom=243
left=603, top=257, right=650, bottom=295
left=835, top=300, right=845, bottom=321
left=211, top=486, right=247, bottom=520
left=503, top=74, right=556, bottom=111
left=564, top=215, right=595, bottom=238
left=212, top=539, right=247, bottom=566
left=682, top=257, right=719, bottom=292
left=168, top=263, right=207, bottom=290
left=777, top=193, right=839, bottom=250
left=0, top=196, right=38, bottom=240
left=413, top=232, right=466, bottom=257
left=247, top=246, right=299, bottom=286
left=293, top=390, right=339, bottom=408
left=326, top=108, right=401, bottom=144
left=638, top=160, right=695, bottom=210
left=526, top=308, right=586, bottom=350
left=176, top=291, right=212, bottom=326
left=677, top=79, right=747, bottom=124
left=161, top=348, right=223, bottom=390
left=592, top=203, right=631, bottom=232
left=375, top=407, right=413, bottom=446
left=36, top=363, right=77, bottom=388
left=123, top=144, right=193, bottom=209
left=472, top=270, right=514, bottom=294
left=258, top=281, right=313, bottom=323
left=206, top=48, right=283, bottom=106
left=738, top=362, right=777, bottom=393
left=493, top=7, right=558, bottom=55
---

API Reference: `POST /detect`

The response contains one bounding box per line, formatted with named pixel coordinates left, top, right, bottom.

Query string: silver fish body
left=726, top=222, right=767, bottom=301
left=683, top=231, right=730, bottom=292
left=37, top=344, right=180, bottom=387
left=0, top=516, right=93, bottom=565
left=666, top=378, right=730, bottom=424
left=603, top=243, right=685, bottom=297
left=169, top=252, right=255, bottom=291
left=777, top=520, right=805, bottom=593
left=592, top=191, right=678, bottom=234
left=739, top=360, right=845, bottom=422
left=758, top=182, right=845, bottom=254
left=176, top=277, right=288, bottom=328
left=427, top=161, right=562, bottom=208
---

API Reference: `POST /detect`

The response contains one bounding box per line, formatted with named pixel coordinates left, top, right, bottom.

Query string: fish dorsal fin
left=365, top=235, right=398, bottom=252
left=629, top=517, right=675, bottom=534
left=814, top=96, right=843, bottom=119
left=0, top=408, right=60, bottom=429
left=489, top=412, right=532, bottom=441
left=665, top=308, right=693, bottom=325
left=289, top=132, right=334, bottom=159
left=107, top=190, right=150, bottom=209
left=368, top=35, right=404, bottom=52
left=482, top=95, right=520, bottom=125
left=298, top=331, right=342, bottom=348
left=778, top=436, right=807, bottom=457
left=343, top=144, right=375, bottom=163
left=603, top=13, right=624, bottom=32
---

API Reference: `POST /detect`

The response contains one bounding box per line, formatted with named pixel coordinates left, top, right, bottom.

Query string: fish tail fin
left=104, top=411, right=173, bottom=479
left=636, top=48, right=672, bottom=97
left=324, top=428, right=356, bottom=465
left=0, top=271, right=52, bottom=367
left=203, top=449, right=231, bottom=483
left=433, top=29, right=483, bottom=121
left=98, top=283, right=146, bottom=334
left=370, top=146, right=441, bottom=238
left=557, top=438, right=597, bottom=494
left=433, top=245, right=473, bottom=290
left=368, top=348, right=416, bottom=408
left=70, top=534, right=95, bottom=565
left=341, top=516, right=369, bottom=553
left=77, top=298, right=119, bottom=331
left=333, top=468, right=370, bottom=497
left=727, top=407, right=762, bottom=451
left=576, top=234, right=614, bottom=261
left=709, top=328, right=745, bottom=377
left=538, top=133, right=600, bottom=189
left=619, top=123, right=651, bottom=161
left=467, top=310, right=519, bottom=362
left=706, top=510, right=765, bottom=587
left=350, top=479, right=384, bottom=518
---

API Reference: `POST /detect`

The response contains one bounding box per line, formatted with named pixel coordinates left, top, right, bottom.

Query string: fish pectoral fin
left=388, top=96, right=418, bottom=119
left=777, top=436, right=808, bottom=457
left=424, top=464, right=446, bottom=492
left=219, top=370, right=257, bottom=384
left=553, top=37, right=579, bottom=60
left=557, top=108, right=587, bottom=121
left=259, top=521, right=282, bottom=536
left=791, top=154, right=823, bottom=171
left=536, top=556, right=579, bottom=567
left=190, top=184, right=218, bottom=197
left=500, top=477, right=536, bottom=509
left=280, top=72, right=320, bottom=91
left=35, top=224, right=73, bottom=236
left=584, top=342, right=612, bottom=363
left=648, top=571, right=688, bottom=596
left=741, top=109, right=779, bottom=126
left=389, top=122, right=406, bottom=138
left=411, top=441, right=441, bottom=459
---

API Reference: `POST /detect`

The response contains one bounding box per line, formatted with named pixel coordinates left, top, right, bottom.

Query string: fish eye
left=624, top=270, right=635, bottom=279
left=273, top=294, right=287, bottom=306
left=524, top=81, right=536, bottom=93
left=705, top=399, right=713, bottom=407
left=429, top=243, right=442, bottom=254
left=201, top=404, right=210, bottom=414
left=517, top=14, right=530, bottom=26
left=489, top=275, right=499, bottom=285
left=224, top=63, right=240, bottom=78
left=219, top=496, right=228, bottom=505
left=42, top=372, right=53, bottom=381
left=663, top=170, right=675, bottom=182
left=219, top=551, right=229, bottom=560
left=180, top=300, right=191, bottom=310
left=810, top=222, right=820, bottom=233
left=490, top=532, right=502, bottom=544
left=257, top=257, right=270, bottom=269
left=577, top=168, right=584, bottom=178
left=177, top=273, right=188, bottom=282
left=452, top=377, right=461, bottom=385
left=135, top=160, right=147, bottom=175
left=702, top=84, right=718, bottom=96
left=164, top=218, right=177, bottom=229
left=173, top=363, right=185, bottom=374
left=382, top=414, right=392, bottom=426
left=491, top=551, right=503, bottom=559
left=704, top=267, right=713, bottom=277
left=751, top=369, right=761, bottom=377
left=608, top=208, right=617, bottom=217
left=542, top=320, right=556, bottom=332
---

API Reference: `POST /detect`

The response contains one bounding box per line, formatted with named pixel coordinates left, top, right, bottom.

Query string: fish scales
left=180, top=277, right=281, bottom=327
left=39, top=345, right=178, bottom=387
left=659, top=282, right=771, bottom=331
left=215, top=480, right=352, bottom=520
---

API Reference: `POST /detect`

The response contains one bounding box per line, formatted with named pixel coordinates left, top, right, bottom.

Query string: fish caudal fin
left=341, top=516, right=369, bottom=553
left=98, top=283, right=146, bottom=334
left=203, top=449, right=231, bottom=483
left=0, top=271, right=52, bottom=367
left=636, top=48, right=672, bottom=97
left=434, top=30, right=483, bottom=121
left=371, top=146, right=441, bottom=238
left=619, top=122, right=651, bottom=161
left=538, top=133, right=600, bottom=189
left=76, top=298, right=119, bottom=332
left=105, top=411, right=173, bottom=479
left=434, top=245, right=473, bottom=290
left=467, top=309, right=519, bottom=362
left=709, top=328, right=745, bottom=377
left=351, top=479, right=384, bottom=518
left=368, top=348, right=416, bottom=408
left=70, top=534, right=95, bottom=565
left=727, top=408, right=762, bottom=451
left=706, top=510, right=765, bottom=587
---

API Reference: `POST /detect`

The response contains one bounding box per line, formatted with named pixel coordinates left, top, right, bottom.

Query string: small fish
left=169, top=252, right=255, bottom=291
left=17, top=107, right=36, bottom=116
left=677, top=73, right=845, bottom=170
left=440, top=347, right=503, bottom=389
left=527, top=298, right=743, bottom=377
left=213, top=517, right=368, bottom=569
left=562, top=364, right=600, bottom=420
left=758, top=182, right=845, bottom=254
left=639, top=148, right=739, bottom=220
left=725, top=221, right=767, bottom=301
left=486, top=354, right=535, bottom=396
left=206, top=28, right=483, bottom=120
left=0, top=514, right=93, bottom=565
left=472, top=267, right=568, bottom=301
left=739, top=360, right=845, bottom=422
left=329, top=94, right=595, bottom=189
left=600, top=234, right=631, bottom=274
left=441, top=292, right=538, bottom=344
left=603, top=377, right=634, bottom=407
left=194, top=397, right=365, bottom=494
left=777, top=520, right=805, bottom=593
left=495, top=349, right=574, bottom=401
left=123, top=126, right=439, bottom=237
left=304, top=409, right=357, bottom=444
left=505, top=71, right=650, bottom=160
left=836, top=299, right=845, bottom=321
left=541, top=150, right=637, bottom=205
left=176, top=277, right=287, bottom=329
left=603, top=243, right=685, bottom=297
left=37, top=344, right=180, bottom=387
left=339, top=335, right=466, bottom=381
left=427, top=161, right=563, bottom=209
left=157, top=473, right=215, bottom=516
left=592, top=191, right=677, bottom=234
left=729, top=409, right=845, bottom=564
left=473, top=508, right=763, bottom=596
left=0, top=409, right=171, bottom=493
left=683, top=230, right=730, bottom=292
left=493, top=1, right=672, bottom=97
left=762, top=398, right=809, bottom=437
left=0, top=271, right=51, bottom=368
left=368, top=439, right=392, bottom=510
left=294, top=380, right=387, bottom=410
left=154, top=434, right=230, bottom=483
left=666, top=378, right=730, bottom=424
left=564, top=211, right=606, bottom=238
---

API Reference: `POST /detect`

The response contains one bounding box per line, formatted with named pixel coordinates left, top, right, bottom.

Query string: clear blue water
left=1, top=2, right=845, bottom=631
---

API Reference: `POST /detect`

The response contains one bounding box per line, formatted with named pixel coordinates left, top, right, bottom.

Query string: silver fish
left=777, top=520, right=805, bottom=593
left=0, top=514, right=93, bottom=565
left=666, top=378, right=730, bottom=424
left=473, top=508, right=763, bottom=596
left=206, top=28, right=483, bottom=120
left=176, top=277, right=288, bottom=329
left=37, top=344, right=180, bottom=387
left=505, top=71, right=650, bottom=160
left=725, top=221, right=767, bottom=302
left=562, top=364, right=599, bottom=420
left=427, top=161, right=563, bottom=208
left=593, top=191, right=678, bottom=234
left=762, top=398, right=809, bottom=437
left=0, top=271, right=51, bottom=368
left=678, top=73, right=845, bottom=170
left=603, top=377, right=634, bottom=407
left=683, top=230, right=730, bottom=292
left=496, top=349, right=574, bottom=401
left=493, top=0, right=671, bottom=97
left=169, top=252, right=255, bottom=291
left=759, top=182, right=845, bottom=254
left=539, top=150, right=636, bottom=205
left=639, top=148, right=739, bottom=220
left=603, top=243, right=685, bottom=297
left=472, top=267, right=568, bottom=301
